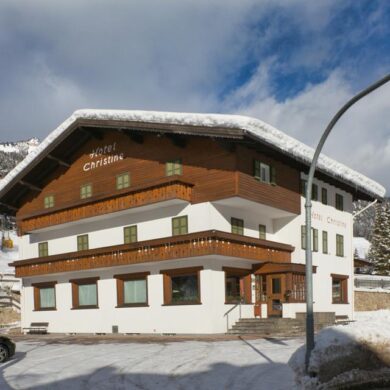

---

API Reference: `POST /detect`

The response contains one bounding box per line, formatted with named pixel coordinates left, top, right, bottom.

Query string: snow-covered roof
left=0, top=109, right=386, bottom=200
left=353, top=237, right=371, bottom=260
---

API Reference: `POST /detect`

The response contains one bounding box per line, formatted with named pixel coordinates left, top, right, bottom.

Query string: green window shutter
left=336, top=234, right=344, bottom=257
left=336, top=194, right=344, bottom=211
left=172, top=216, right=188, bottom=236
left=259, top=224, right=266, bottom=240
left=301, top=225, right=306, bottom=249
left=253, top=160, right=261, bottom=180
left=312, top=184, right=318, bottom=201
left=38, top=242, right=48, bottom=257
left=77, top=235, right=89, bottom=251
left=124, top=226, right=138, bottom=244
left=322, top=231, right=328, bottom=254
left=270, top=166, right=276, bottom=185
left=312, top=228, right=318, bottom=252
left=321, top=188, right=328, bottom=205
left=231, top=218, right=244, bottom=235
left=300, top=180, right=307, bottom=197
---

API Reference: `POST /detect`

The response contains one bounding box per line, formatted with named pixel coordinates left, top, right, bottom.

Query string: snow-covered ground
left=289, top=310, right=390, bottom=389
left=0, top=231, right=19, bottom=275
left=0, top=336, right=303, bottom=389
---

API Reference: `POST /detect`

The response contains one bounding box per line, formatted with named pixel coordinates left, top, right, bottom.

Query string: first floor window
left=301, top=225, right=319, bottom=251
left=71, top=278, right=99, bottom=309
left=80, top=183, right=93, bottom=199
left=38, top=242, right=49, bottom=257
left=116, top=172, right=130, bottom=190
left=313, top=228, right=319, bottom=252
left=44, top=195, right=55, bottom=209
left=322, top=231, right=328, bottom=254
left=161, top=267, right=202, bottom=305
left=124, top=225, right=138, bottom=244
left=172, top=216, right=188, bottom=236
left=33, top=282, right=56, bottom=310
left=332, top=275, right=348, bottom=304
left=77, top=234, right=89, bottom=251
left=115, top=272, right=149, bottom=307
left=336, top=234, right=344, bottom=257
left=224, top=267, right=252, bottom=304
left=259, top=224, right=266, bottom=240
left=166, top=159, right=182, bottom=176
left=231, top=217, right=244, bottom=235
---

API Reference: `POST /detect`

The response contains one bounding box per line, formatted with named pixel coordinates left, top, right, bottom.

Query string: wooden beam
left=47, top=154, right=70, bottom=168
left=20, top=180, right=42, bottom=192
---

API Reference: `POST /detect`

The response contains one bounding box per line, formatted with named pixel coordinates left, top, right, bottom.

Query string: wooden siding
left=15, top=130, right=301, bottom=232
left=12, top=230, right=294, bottom=277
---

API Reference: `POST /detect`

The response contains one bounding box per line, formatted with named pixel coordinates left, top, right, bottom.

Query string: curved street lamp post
left=305, top=73, right=390, bottom=372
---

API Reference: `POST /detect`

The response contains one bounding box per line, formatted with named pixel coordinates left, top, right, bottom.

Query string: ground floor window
left=161, top=267, right=202, bottom=305
left=115, top=272, right=149, bottom=307
left=32, top=282, right=56, bottom=311
left=291, top=274, right=306, bottom=302
left=331, top=274, right=348, bottom=304
left=70, top=277, right=99, bottom=309
left=223, top=267, right=252, bottom=304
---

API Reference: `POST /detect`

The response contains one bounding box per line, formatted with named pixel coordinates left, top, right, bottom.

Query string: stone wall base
left=354, top=291, right=390, bottom=311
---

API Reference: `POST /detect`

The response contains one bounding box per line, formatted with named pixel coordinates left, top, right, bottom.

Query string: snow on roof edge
left=0, top=109, right=386, bottom=200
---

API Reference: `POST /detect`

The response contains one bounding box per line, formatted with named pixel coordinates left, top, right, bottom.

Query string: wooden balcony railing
left=18, top=177, right=193, bottom=234
left=11, top=230, right=294, bottom=277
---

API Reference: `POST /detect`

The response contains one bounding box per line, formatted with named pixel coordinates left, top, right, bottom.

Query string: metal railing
left=355, top=278, right=390, bottom=290
left=223, top=298, right=244, bottom=332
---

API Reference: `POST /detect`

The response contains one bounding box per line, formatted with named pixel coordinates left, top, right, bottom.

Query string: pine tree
left=368, top=201, right=390, bottom=275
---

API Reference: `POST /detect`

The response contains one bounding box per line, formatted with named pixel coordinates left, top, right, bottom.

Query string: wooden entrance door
left=266, top=274, right=285, bottom=317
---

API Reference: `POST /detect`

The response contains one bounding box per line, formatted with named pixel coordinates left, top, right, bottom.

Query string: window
left=332, top=274, right=348, bottom=304
left=254, top=160, right=276, bottom=184
left=313, top=228, right=318, bottom=252
left=322, top=231, right=328, bottom=254
left=77, top=234, right=89, bottom=251
left=300, top=179, right=307, bottom=196
left=80, top=183, right=93, bottom=199
left=161, top=267, right=202, bottom=305
left=124, top=225, right=137, bottom=244
left=291, top=274, right=306, bottom=302
left=336, top=234, right=344, bottom=257
left=38, top=242, right=49, bottom=257
left=166, top=159, right=182, bottom=176
left=172, top=216, right=188, bottom=236
left=336, top=194, right=344, bottom=211
left=272, top=277, right=281, bottom=294
left=71, top=277, right=99, bottom=309
left=321, top=188, right=328, bottom=205
left=231, top=218, right=244, bottom=235
left=312, top=184, right=318, bottom=201
left=224, top=267, right=252, bottom=304
left=115, top=272, right=149, bottom=307
left=116, top=172, right=130, bottom=190
left=259, top=224, right=266, bottom=240
left=33, top=282, right=56, bottom=311
left=44, top=195, right=55, bottom=209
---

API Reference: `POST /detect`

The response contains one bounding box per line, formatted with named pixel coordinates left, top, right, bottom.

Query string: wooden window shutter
left=243, top=274, right=252, bottom=304
left=163, top=273, right=172, bottom=304
left=33, top=287, right=40, bottom=311
left=270, top=166, right=276, bottom=185
left=116, top=278, right=124, bottom=306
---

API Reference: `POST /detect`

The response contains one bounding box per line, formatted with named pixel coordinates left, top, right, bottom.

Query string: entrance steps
left=228, top=315, right=335, bottom=336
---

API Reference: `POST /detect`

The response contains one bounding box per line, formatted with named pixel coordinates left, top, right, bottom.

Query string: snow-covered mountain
left=0, top=137, right=39, bottom=178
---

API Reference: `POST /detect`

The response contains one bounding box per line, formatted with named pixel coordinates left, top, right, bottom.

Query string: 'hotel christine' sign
left=311, top=211, right=347, bottom=229
left=83, top=142, right=124, bottom=172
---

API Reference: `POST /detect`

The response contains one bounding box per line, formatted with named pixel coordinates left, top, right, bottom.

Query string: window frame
left=322, top=231, right=328, bottom=254
left=259, top=224, right=266, bottom=240
left=335, top=193, right=344, bottom=211
left=116, top=172, right=130, bottom=190
left=331, top=274, right=349, bottom=304
left=77, top=234, right=89, bottom=251
left=80, top=183, right=93, bottom=199
left=38, top=242, right=49, bottom=257
left=114, top=272, right=150, bottom=308
left=254, top=160, right=276, bottom=185
left=312, top=228, right=319, bottom=252
left=321, top=188, right=328, bottom=205
left=32, top=281, right=57, bottom=311
left=223, top=267, right=252, bottom=304
left=312, top=184, right=318, bottom=201
left=161, top=267, right=202, bottom=305
left=166, top=159, right=183, bottom=176
left=44, top=195, right=55, bottom=209
left=124, top=225, right=138, bottom=244
left=336, top=234, right=344, bottom=257
left=231, top=217, right=244, bottom=235
left=70, top=277, right=99, bottom=309
left=172, top=216, right=188, bottom=236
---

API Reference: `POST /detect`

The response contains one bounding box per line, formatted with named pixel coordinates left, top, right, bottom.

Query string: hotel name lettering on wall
left=311, top=211, right=347, bottom=229
left=83, top=142, right=124, bottom=172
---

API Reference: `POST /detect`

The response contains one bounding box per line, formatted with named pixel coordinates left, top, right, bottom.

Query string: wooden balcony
left=18, top=177, right=193, bottom=234
left=11, top=230, right=294, bottom=277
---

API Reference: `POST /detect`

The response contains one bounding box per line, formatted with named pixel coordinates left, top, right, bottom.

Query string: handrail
left=224, top=297, right=244, bottom=332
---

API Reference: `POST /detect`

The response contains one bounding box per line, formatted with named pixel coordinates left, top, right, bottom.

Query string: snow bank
left=289, top=310, right=390, bottom=389
left=0, top=109, right=385, bottom=200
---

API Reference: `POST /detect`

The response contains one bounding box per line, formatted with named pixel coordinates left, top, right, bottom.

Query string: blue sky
left=0, top=0, right=389, bottom=192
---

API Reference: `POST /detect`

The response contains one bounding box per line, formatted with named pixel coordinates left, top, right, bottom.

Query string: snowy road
left=0, top=337, right=303, bottom=389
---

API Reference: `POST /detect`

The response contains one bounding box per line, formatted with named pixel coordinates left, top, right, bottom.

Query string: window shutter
left=270, top=166, right=276, bottom=185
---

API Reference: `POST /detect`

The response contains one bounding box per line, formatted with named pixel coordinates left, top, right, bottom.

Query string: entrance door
left=266, top=274, right=285, bottom=317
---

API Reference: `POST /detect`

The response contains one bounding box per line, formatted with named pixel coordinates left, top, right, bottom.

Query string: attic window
left=254, top=160, right=276, bottom=185
left=44, top=195, right=55, bottom=209
left=80, top=183, right=93, bottom=199
left=116, top=172, right=130, bottom=190
left=166, top=159, right=182, bottom=176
